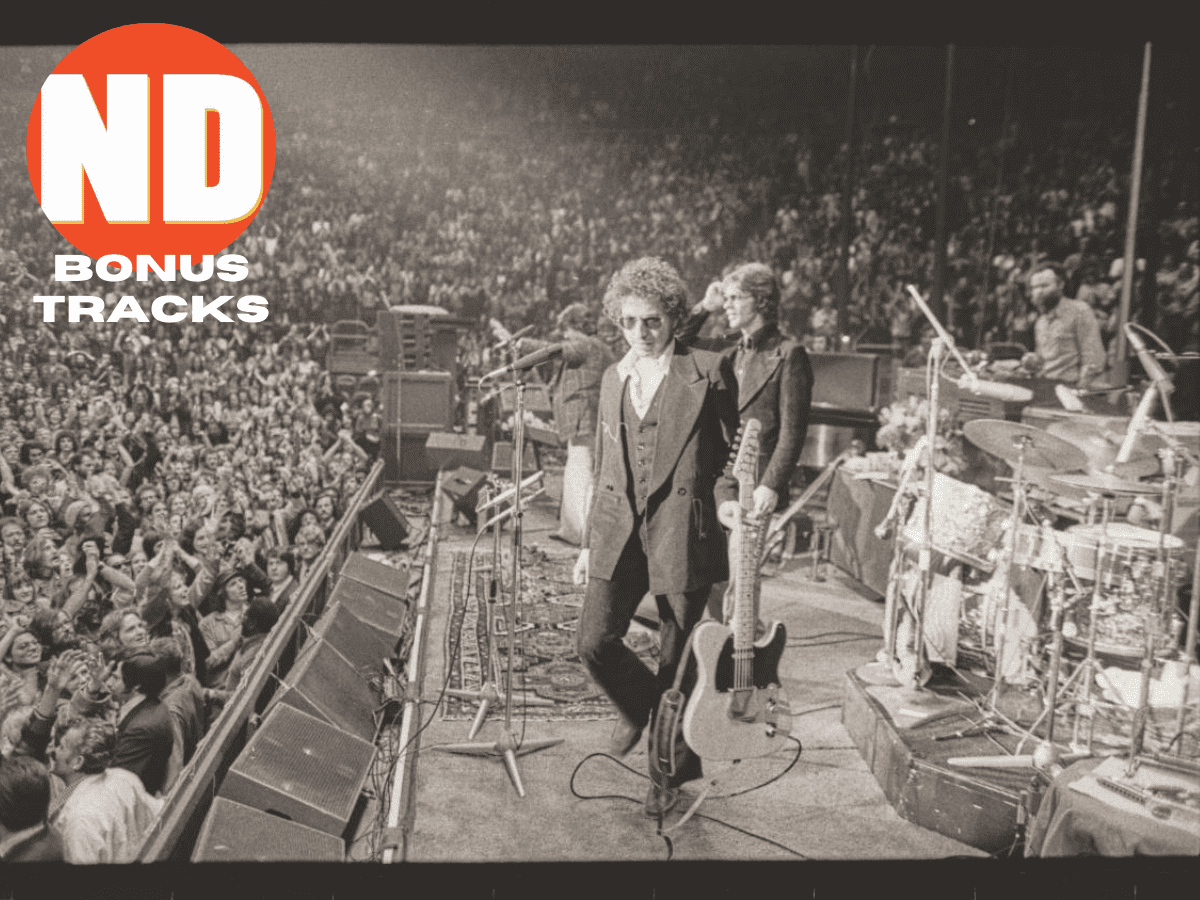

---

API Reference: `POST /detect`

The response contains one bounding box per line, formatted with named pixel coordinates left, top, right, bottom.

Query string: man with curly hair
left=573, top=257, right=739, bottom=816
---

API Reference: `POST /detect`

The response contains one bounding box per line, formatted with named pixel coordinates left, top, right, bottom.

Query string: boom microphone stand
left=436, top=375, right=562, bottom=796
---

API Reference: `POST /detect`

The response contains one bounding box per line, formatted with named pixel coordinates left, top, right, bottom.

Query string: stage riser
left=842, top=671, right=1023, bottom=855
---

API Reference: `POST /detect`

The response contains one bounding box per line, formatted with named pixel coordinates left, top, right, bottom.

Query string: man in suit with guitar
left=681, top=263, right=813, bottom=618
left=573, top=257, right=739, bottom=816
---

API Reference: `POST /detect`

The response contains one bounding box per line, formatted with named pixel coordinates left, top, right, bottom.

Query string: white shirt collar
left=615, top=339, right=675, bottom=382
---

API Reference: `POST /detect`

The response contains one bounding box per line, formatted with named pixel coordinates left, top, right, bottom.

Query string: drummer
left=1022, top=262, right=1107, bottom=389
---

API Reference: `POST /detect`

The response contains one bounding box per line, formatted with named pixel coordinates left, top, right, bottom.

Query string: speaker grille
left=316, top=602, right=398, bottom=670
left=273, top=639, right=381, bottom=743
left=219, top=704, right=374, bottom=836
left=328, top=578, right=409, bottom=637
left=341, top=553, right=411, bottom=600
left=192, top=797, right=345, bottom=862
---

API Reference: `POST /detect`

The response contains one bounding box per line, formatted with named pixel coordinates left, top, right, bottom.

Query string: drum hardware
left=1127, top=447, right=1180, bottom=775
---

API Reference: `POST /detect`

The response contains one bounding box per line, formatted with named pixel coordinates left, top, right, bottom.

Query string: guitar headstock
left=732, top=418, right=761, bottom=496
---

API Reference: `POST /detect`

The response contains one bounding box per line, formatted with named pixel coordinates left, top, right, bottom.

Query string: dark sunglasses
left=619, top=316, right=665, bottom=332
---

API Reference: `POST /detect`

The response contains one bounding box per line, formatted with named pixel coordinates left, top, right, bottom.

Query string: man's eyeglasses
left=619, top=316, right=665, bottom=332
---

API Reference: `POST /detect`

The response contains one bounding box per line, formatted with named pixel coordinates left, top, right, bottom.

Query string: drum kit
left=956, top=417, right=1193, bottom=766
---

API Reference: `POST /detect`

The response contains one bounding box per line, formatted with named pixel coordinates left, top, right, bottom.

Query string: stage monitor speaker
left=424, top=431, right=489, bottom=472
left=192, top=797, right=345, bottom=862
left=328, top=577, right=409, bottom=638
left=359, top=495, right=409, bottom=550
left=219, top=704, right=374, bottom=837
left=315, top=601, right=398, bottom=671
left=341, top=552, right=411, bottom=600
left=270, top=638, right=381, bottom=743
left=441, top=466, right=488, bottom=522
left=490, top=440, right=539, bottom=476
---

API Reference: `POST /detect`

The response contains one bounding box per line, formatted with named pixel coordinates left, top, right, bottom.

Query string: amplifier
left=341, top=552, right=411, bottom=600
left=328, top=576, right=410, bottom=638
left=219, top=704, right=375, bottom=837
left=382, top=371, right=454, bottom=434
left=809, top=352, right=881, bottom=412
left=314, top=601, right=399, bottom=672
left=192, top=797, right=345, bottom=862
left=270, top=636, right=382, bottom=743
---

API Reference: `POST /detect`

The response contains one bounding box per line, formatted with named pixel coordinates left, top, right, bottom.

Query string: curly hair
left=724, top=262, right=780, bottom=327
left=601, top=257, right=689, bottom=328
left=65, top=718, right=117, bottom=775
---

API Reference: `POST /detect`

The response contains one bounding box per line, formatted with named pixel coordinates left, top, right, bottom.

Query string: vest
left=621, top=377, right=665, bottom=515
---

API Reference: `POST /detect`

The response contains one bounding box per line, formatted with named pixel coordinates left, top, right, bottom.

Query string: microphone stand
left=444, top=480, right=555, bottom=741
left=436, top=374, right=562, bottom=797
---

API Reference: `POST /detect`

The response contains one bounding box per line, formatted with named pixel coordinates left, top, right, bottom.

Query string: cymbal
left=1049, top=471, right=1154, bottom=496
left=1045, top=418, right=1160, bottom=479
left=962, top=419, right=1088, bottom=471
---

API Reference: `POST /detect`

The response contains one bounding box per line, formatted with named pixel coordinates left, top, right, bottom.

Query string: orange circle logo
left=26, top=23, right=276, bottom=263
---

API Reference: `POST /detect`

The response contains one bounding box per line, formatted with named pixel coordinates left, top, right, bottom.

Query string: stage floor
left=397, top=476, right=987, bottom=862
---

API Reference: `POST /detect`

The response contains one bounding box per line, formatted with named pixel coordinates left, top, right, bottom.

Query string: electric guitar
left=683, top=418, right=792, bottom=761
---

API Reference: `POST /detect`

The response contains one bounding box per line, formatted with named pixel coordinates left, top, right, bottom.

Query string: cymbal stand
left=1071, top=492, right=1117, bottom=754
left=1127, top=447, right=1179, bottom=774
left=989, top=432, right=1034, bottom=709
left=1015, top=526, right=1089, bottom=756
left=437, top=376, right=562, bottom=797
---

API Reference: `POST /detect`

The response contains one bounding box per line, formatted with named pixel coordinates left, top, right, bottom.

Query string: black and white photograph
left=0, top=28, right=1197, bottom=892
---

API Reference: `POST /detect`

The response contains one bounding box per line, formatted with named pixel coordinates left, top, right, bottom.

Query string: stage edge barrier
left=383, top=468, right=446, bottom=862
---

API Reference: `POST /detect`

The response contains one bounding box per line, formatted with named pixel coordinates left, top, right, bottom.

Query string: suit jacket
left=584, top=342, right=739, bottom=594
left=724, top=325, right=813, bottom=500
left=113, top=696, right=174, bottom=796
left=678, top=311, right=813, bottom=500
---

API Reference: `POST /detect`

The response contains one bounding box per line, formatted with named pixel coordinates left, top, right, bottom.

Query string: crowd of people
left=0, top=44, right=1196, bottom=862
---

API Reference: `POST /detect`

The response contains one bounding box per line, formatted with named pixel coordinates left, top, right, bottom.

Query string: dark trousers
left=577, top=524, right=709, bottom=730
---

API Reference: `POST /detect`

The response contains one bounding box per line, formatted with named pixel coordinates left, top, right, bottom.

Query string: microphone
left=481, top=343, right=564, bottom=382
left=956, top=373, right=1033, bottom=403
left=1124, top=324, right=1173, bottom=394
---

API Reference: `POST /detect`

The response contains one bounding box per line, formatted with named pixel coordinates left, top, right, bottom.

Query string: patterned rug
left=442, top=547, right=659, bottom=721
